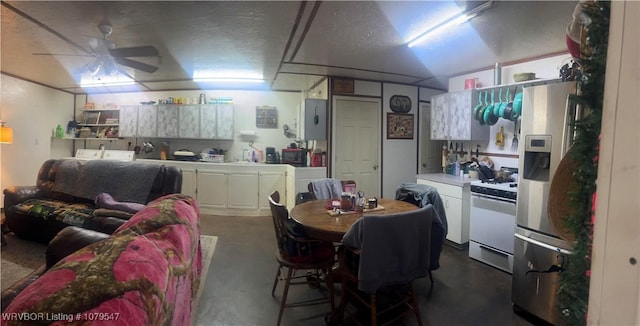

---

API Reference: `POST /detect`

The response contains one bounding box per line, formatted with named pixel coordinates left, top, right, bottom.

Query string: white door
left=333, top=97, right=380, bottom=197
left=419, top=102, right=445, bottom=174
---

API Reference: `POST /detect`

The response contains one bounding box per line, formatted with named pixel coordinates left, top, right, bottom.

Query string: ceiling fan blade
left=113, top=57, right=159, bottom=73
left=33, top=53, right=94, bottom=57
left=109, top=46, right=158, bottom=58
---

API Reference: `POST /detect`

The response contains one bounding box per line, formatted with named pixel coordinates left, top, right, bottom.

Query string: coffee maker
left=265, top=147, right=277, bottom=164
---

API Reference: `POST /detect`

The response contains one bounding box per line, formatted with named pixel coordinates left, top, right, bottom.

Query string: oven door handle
left=514, top=233, right=572, bottom=254
left=471, top=193, right=516, bottom=204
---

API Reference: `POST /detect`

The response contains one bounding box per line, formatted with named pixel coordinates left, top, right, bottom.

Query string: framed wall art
left=256, top=106, right=278, bottom=128
left=333, top=78, right=354, bottom=94
left=387, top=113, right=414, bottom=139
left=389, top=95, right=412, bottom=113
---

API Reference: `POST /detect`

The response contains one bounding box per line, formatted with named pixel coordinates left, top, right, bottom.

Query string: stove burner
left=481, top=176, right=515, bottom=184
left=471, top=178, right=518, bottom=201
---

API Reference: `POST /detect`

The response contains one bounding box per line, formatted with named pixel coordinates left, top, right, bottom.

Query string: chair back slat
left=268, top=191, right=289, bottom=255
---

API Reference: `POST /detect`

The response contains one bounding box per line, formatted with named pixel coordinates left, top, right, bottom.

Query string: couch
left=1, top=193, right=203, bottom=325
left=3, top=159, right=182, bottom=243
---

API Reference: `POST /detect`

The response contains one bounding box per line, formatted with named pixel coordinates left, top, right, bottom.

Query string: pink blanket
left=1, top=194, right=202, bottom=326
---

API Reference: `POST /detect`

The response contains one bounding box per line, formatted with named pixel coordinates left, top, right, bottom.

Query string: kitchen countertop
left=416, top=173, right=474, bottom=187
left=135, top=159, right=324, bottom=169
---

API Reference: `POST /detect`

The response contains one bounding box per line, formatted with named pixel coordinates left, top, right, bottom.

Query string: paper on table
left=326, top=205, right=385, bottom=217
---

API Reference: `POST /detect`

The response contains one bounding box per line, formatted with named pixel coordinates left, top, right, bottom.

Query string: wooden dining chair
left=327, top=205, right=437, bottom=326
left=268, top=191, right=335, bottom=326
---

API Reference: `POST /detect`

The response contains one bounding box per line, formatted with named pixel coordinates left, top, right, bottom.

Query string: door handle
left=373, top=164, right=378, bottom=171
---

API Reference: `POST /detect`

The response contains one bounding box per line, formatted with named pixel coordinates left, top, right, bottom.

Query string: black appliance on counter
left=281, top=148, right=307, bottom=166
left=265, top=147, right=278, bottom=164
left=173, top=150, right=199, bottom=161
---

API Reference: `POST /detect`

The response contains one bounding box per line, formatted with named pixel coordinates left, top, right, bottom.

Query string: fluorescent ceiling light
left=407, top=12, right=473, bottom=48
left=192, top=70, right=264, bottom=83
left=193, top=78, right=264, bottom=83
left=406, top=1, right=494, bottom=48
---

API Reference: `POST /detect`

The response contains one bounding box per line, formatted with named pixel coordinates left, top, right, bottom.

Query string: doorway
left=332, top=96, right=380, bottom=197
left=419, top=102, right=445, bottom=174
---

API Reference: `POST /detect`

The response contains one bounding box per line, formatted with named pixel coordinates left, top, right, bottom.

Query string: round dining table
left=289, top=198, right=419, bottom=243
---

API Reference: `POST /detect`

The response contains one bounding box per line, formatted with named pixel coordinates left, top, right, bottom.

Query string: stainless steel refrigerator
left=512, top=81, right=577, bottom=325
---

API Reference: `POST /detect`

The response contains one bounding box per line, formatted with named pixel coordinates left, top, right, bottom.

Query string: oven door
left=469, top=193, right=516, bottom=273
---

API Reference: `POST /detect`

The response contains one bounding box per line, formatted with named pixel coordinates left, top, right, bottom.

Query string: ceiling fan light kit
left=37, top=23, right=160, bottom=79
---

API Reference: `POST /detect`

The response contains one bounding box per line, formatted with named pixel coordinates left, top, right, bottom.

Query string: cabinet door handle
left=445, top=198, right=449, bottom=208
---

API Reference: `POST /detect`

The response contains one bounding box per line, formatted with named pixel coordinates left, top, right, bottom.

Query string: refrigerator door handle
left=514, top=233, right=572, bottom=254
left=561, top=93, right=578, bottom=156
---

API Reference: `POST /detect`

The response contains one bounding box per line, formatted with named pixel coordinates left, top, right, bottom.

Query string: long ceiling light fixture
left=192, top=70, right=264, bottom=84
left=407, top=1, right=494, bottom=48
left=193, top=78, right=264, bottom=83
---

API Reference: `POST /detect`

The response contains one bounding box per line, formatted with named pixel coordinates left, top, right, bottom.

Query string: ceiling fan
left=35, top=23, right=160, bottom=76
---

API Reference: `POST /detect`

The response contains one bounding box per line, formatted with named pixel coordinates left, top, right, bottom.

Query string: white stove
left=468, top=174, right=518, bottom=273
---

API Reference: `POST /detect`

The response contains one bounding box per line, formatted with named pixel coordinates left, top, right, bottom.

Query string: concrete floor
left=195, top=214, right=540, bottom=326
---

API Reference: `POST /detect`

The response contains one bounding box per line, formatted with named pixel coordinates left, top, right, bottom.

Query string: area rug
left=192, top=235, right=218, bottom=324
left=1, top=234, right=48, bottom=292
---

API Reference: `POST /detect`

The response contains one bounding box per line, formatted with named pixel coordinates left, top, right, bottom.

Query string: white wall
left=0, top=75, right=74, bottom=207
left=382, top=83, right=419, bottom=198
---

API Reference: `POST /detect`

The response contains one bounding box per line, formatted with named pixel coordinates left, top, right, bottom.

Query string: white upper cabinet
left=118, top=104, right=233, bottom=140
left=200, top=104, right=234, bottom=140
left=178, top=105, right=200, bottom=138
left=137, top=105, right=157, bottom=137
left=431, top=89, right=489, bottom=141
left=200, top=105, right=218, bottom=139
left=119, top=106, right=138, bottom=137
left=157, top=105, right=179, bottom=138
left=216, top=104, right=234, bottom=140
left=431, top=94, right=448, bottom=140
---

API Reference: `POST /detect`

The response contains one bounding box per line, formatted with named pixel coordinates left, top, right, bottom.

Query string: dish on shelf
left=513, top=72, right=536, bottom=82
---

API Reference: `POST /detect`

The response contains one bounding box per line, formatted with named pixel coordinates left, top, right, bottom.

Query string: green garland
left=559, top=1, right=609, bottom=325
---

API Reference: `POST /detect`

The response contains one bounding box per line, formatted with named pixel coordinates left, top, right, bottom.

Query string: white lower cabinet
left=181, top=168, right=197, bottom=199
left=417, top=178, right=470, bottom=247
left=259, top=171, right=287, bottom=210
left=227, top=171, right=259, bottom=209
left=197, top=170, right=228, bottom=209
left=138, top=160, right=292, bottom=216
left=197, top=170, right=260, bottom=210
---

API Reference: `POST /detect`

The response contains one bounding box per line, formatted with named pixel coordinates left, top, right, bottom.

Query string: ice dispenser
left=522, top=135, right=552, bottom=181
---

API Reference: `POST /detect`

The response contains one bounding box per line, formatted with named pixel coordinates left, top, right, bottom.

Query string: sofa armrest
left=46, top=226, right=110, bottom=269
left=3, top=186, right=43, bottom=208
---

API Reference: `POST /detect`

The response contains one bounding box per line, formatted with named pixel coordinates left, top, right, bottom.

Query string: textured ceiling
left=0, top=1, right=577, bottom=94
